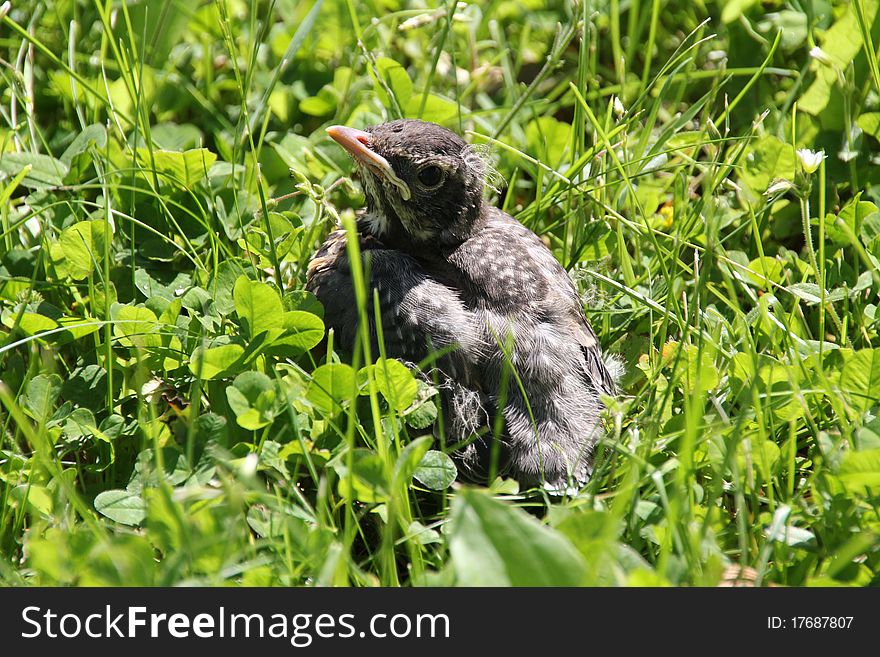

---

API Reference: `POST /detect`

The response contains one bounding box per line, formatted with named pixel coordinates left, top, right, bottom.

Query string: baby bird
left=307, top=119, right=615, bottom=489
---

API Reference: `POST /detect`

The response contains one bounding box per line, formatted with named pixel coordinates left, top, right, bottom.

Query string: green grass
left=1, top=0, right=880, bottom=586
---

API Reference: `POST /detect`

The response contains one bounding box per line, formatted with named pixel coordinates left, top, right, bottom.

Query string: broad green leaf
left=60, top=124, right=108, bottom=165
left=233, top=276, right=284, bottom=339
left=285, top=289, right=324, bottom=317
left=129, top=449, right=193, bottom=491
left=277, top=439, right=331, bottom=464
left=61, top=365, right=109, bottom=412
left=407, top=93, right=457, bottom=124
left=246, top=504, right=310, bottom=539
left=232, top=371, right=274, bottom=399
left=94, top=489, right=147, bottom=526
left=226, top=371, right=276, bottom=430
left=858, top=112, right=880, bottom=140
left=21, top=374, right=63, bottom=422
left=333, top=449, right=389, bottom=503
left=5, top=311, right=56, bottom=336
left=272, top=133, right=320, bottom=172
left=748, top=437, right=781, bottom=479
left=757, top=10, right=807, bottom=51
left=193, top=414, right=228, bottom=449
left=861, top=211, right=880, bottom=246
left=413, top=450, right=458, bottom=490
left=133, top=268, right=193, bottom=300
left=300, top=94, right=335, bottom=116
left=812, top=0, right=877, bottom=68
left=684, top=344, right=719, bottom=393
left=799, top=67, right=842, bottom=128
left=525, top=116, right=571, bottom=167
left=840, top=349, right=880, bottom=411
left=2, top=310, right=99, bottom=344
left=255, top=440, right=284, bottom=477
left=0, top=162, right=34, bottom=207
left=269, top=88, right=291, bottom=122
left=56, top=316, right=102, bottom=341
left=61, top=407, right=99, bottom=440
left=449, top=489, right=586, bottom=586
left=266, top=212, right=302, bottom=259
left=99, top=415, right=125, bottom=442
left=306, top=363, right=357, bottom=413
left=265, top=311, right=325, bottom=356
left=746, top=256, right=784, bottom=287
left=373, top=358, right=419, bottom=411
left=210, top=260, right=259, bottom=315
left=721, top=0, right=759, bottom=23
left=148, top=123, right=203, bottom=150
left=789, top=283, right=823, bottom=304
left=189, top=343, right=246, bottom=379
left=58, top=220, right=109, bottom=280
left=836, top=449, right=880, bottom=494
left=137, top=147, right=217, bottom=188
left=576, top=221, right=616, bottom=261
left=407, top=520, right=442, bottom=545
left=11, top=485, right=53, bottom=516
left=225, top=386, right=251, bottom=417
left=179, top=287, right=214, bottom=316
left=393, top=436, right=433, bottom=486
left=556, top=511, right=648, bottom=585
left=376, top=56, right=413, bottom=108
left=93, top=282, right=118, bottom=315
left=0, top=152, right=69, bottom=190
left=227, top=388, right=273, bottom=430
left=827, top=197, right=878, bottom=245
left=405, top=398, right=438, bottom=429
left=799, top=0, right=879, bottom=127
left=739, top=135, right=796, bottom=199
left=112, top=305, right=161, bottom=349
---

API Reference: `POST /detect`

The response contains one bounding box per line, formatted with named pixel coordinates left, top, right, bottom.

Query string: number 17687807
left=768, top=617, right=854, bottom=630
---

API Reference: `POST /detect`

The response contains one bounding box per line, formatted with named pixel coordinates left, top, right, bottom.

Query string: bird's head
left=326, top=119, right=488, bottom=248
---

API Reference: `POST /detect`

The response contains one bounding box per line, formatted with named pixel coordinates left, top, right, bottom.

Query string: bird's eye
left=417, top=165, right=444, bottom=187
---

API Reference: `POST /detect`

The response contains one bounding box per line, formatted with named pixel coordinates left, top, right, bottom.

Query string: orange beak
left=326, top=125, right=411, bottom=200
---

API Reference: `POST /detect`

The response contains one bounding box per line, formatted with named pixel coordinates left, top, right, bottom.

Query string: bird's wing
left=308, top=228, right=490, bottom=451
left=574, top=318, right=618, bottom=397
left=306, top=228, right=362, bottom=353
left=517, top=221, right=617, bottom=398
left=465, top=209, right=617, bottom=397
left=551, top=265, right=618, bottom=398
left=307, top=228, right=485, bottom=379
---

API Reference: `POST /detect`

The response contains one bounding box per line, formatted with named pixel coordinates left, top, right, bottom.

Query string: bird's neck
left=358, top=209, right=414, bottom=251
left=359, top=201, right=490, bottom=255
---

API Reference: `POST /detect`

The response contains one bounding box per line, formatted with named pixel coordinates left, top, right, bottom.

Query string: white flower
left=751, top=109, right=770, bottom=130
left=796, top=148, right=825, bottom=174
left=612, top=96, right=625, bottom=117
left=706, top=117, right=722, bottom=138
left=240, top=452, right=259, bottom=479
left=24, top=215, right=42, bottom=239
left=140, top=378, right=164, bottom=402
left=809, top=46, right=834, bottom=67
left=399, top=3, right=468, bottom=31
left=765, top=178, right=795, bottom=196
